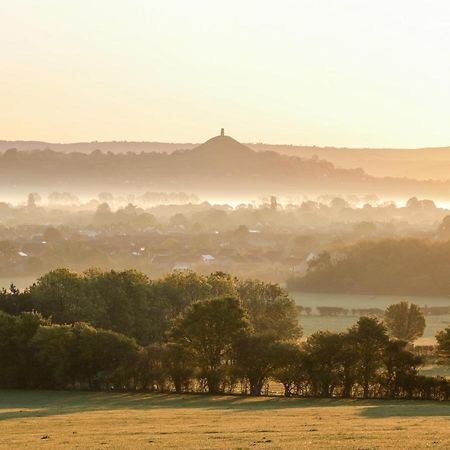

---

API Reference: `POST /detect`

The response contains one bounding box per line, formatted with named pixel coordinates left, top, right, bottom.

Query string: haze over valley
left=4, top=138, right=450, bottom=180
left=2, top=1, right=450, bottom=447
left=4, top=133, right=450, bottom=207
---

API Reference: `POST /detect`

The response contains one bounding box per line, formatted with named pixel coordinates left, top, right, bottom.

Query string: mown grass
left=419, top=365, right=450, bottom=378
left=0, top=390, right=449, bottom=449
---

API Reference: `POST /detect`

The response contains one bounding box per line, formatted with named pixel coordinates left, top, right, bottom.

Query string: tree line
left=1, top=269, right=449, bottom=400
left=288, top=238, right=450, bottom=296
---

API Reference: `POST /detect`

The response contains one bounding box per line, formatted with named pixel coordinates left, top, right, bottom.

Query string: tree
left=406, top=197, right=420, bottom=209
left=437, top=215, right=450, bottom=240
left=302, top=331, right=344, bottom=397
left=29, top=321, right=140, bottom=390
left=350, top=317, right=389, bottom=398
left=271, top=341, right=304, bottom=397
left=43, top=226, right=64, bottom=243
left=236, top=280, right=301, bottom=340
left=162, top=343, right=195, bottom=393
left=382, top=339, right=422, bottom=398
left=384, top=302, right=425, bottom=342
left=207, top=272, right=237, bottom=298
left=29, top=323, right=75, bottom=388
left=169, top=213, right=189, bottom=229
left=27, top=192, right=41, bottom=208
left=288, top=239, right=450, bottom=296
left=436, top=326, right=450, bottom=364
left=0, top=284, right=32, bottom=316
left=152, top=270, right=211, bottom=318
left=0, top=311, right=45, bottom=388
left=136, top=343, right=166, bottom=392
left=172, top=296, right=249, bottom=394
left=334, top=332, right=360, bottom=398
left=93, top=202, right=114, bottom=226
left=28, top=269, right=89, bottom=324
left=83, top=269, right=155, bottom=344
left=28, top=269, right=161, bottom=345
left=234, top=334, right=277, bottom=396
left=353, top=221, right=377, bottom=237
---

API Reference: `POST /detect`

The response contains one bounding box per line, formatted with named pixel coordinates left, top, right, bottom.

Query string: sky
left=1, top=0, right=450, bottom=148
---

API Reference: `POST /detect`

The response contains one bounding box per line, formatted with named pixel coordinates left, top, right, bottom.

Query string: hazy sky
left=1, top=0, right=450, bottom=147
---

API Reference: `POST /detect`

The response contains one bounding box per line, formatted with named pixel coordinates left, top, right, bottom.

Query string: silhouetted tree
left=236, top=280, right=301, bottom=340
left=436, top=326, right=450, bottom=364
left=234, top=334, right=277, bottom=396
left=172, top=296, right=249, bottom=394
left=384, top=302, right=425, bottom=342
left=350, top=317, right=388, bottom=398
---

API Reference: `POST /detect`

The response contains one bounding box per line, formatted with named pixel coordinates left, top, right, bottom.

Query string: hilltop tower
left=220, top=128, right=225, bottom=136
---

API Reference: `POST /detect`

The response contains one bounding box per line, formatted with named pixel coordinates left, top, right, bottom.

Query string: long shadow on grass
left=0, top=390, right=449, bottom=421
left=0, top=390, right=354, bottom=420
left=359, top=400, right=450, bottom=418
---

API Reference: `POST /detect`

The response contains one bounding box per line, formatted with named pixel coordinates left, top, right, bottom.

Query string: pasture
left=292, top=292, right=450, bottom=345
left=1, top=390, right=449, bottom=449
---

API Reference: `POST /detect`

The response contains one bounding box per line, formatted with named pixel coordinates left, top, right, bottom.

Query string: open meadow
left=292, top=292, right=450, bottom=345
left=1, top=390, right=449, bottom=449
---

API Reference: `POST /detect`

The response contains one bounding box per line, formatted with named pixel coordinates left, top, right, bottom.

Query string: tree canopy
left=384, top=302, right=426, bottom=342
left=288, top=238, right=450, bottom=296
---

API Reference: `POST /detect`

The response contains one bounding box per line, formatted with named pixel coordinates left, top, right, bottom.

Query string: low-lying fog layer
left=0, top=190, right=449, bottom=288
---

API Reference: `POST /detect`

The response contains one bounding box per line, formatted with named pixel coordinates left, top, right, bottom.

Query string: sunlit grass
left=1, top=390, right=449, bottom=449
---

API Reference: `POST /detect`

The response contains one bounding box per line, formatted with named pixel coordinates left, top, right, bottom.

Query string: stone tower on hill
left=220, top=128, right=224, bottom=136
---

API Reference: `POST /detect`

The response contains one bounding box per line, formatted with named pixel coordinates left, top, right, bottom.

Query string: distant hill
left=2, top=138, right=450, bottom=180
left=0, top=140, right=196, bottom=154
left=2, top=134, right=450, bottom=200
left=248, top=143, right=450, bottom=180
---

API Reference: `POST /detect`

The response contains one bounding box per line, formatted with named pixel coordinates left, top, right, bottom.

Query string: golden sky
left=1, top=0, right=450, bottom=147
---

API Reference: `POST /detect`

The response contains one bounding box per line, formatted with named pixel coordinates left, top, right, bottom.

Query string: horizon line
left=1, top=137, right=450, bottom=152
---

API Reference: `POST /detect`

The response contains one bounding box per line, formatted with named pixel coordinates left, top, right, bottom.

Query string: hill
left=2, top=133, right=450, bottom=200
left=3, top=138, right=450, bottom=180
left=249, top=143, right=450, bottom=180
left=0, top=140, right=195, bottom=154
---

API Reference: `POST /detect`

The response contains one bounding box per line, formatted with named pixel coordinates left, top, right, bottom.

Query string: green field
left=0, top=276, right=37, bottom=290
left=292, top=292, right=450, bottom=345
left=1, top=390, right=449, bottom=449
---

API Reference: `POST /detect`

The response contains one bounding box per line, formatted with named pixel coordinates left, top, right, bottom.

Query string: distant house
left=172, top=262, right=194, bottom=271
left=17, top=251, right=28, bottom=257
left=201, top=254, right=215, bottom=263
left=306, top=252, right=316, bottom=262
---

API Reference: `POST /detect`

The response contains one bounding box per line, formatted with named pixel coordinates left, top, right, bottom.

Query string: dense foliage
left=288, top=238, right=450, bottom=295
left=0, top=269, right=300, bottom=345
left=384, top=301, right=426, bottom=342
left=0, top=269, right=449, bottom=400
left=0, top=311, right=139, bottom=389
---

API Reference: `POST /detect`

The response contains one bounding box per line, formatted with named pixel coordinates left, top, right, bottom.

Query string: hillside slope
left=3, top=138, right=450, bottom=180
left=2, top=134, right=450, bottom=199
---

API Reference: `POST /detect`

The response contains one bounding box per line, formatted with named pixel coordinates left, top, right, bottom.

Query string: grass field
left=1, top=390, right=449, bottom=449
left=291, top=292, right=450, bottom=345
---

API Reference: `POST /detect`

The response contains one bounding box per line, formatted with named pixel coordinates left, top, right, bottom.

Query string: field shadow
left=1, top=390, right=449, bottom=421
left=359, top=400, right=450, bottom=418
left=0, top=390, right=355, bottom=420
